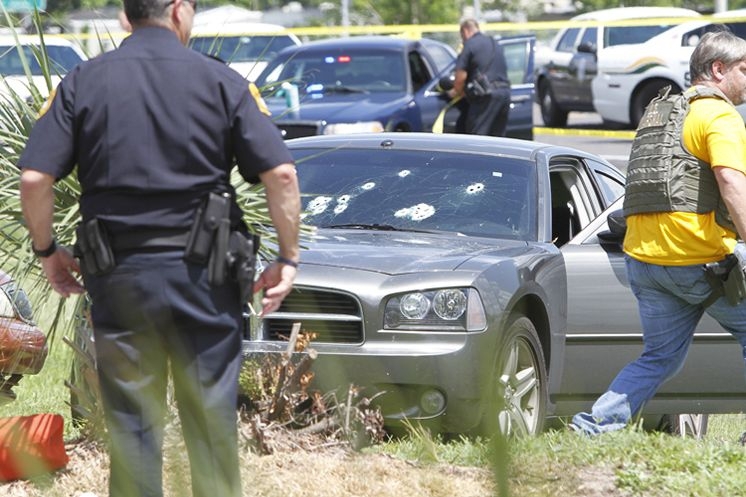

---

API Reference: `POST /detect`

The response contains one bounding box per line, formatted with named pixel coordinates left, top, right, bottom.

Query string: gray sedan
left=246, top=132, right=735, bottom=437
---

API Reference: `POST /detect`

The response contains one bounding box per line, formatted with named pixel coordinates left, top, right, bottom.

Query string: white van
left=189, top=22, right=301, bottom=81
left=592, top=10, right=746, bottom=127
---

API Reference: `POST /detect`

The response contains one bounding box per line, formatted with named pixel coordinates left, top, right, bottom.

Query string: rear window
left=0, top=44, right=83, bottom=76
left=189, top=35, right=297, bottom=63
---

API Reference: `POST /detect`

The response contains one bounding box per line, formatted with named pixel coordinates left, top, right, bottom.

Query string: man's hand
left=40, top=246, right=85, bottom=297
left=252, top=261, right=297, bottom=316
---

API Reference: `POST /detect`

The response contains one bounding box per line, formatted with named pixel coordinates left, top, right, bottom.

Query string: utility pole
left=473, top=0, right=481, bottom=21
left=341, top=0, right=349, bottom=36
left=714, top=0, right=728, bottom=13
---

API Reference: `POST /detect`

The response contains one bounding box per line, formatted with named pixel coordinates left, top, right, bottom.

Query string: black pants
left=83, top=251, right=243, bottom=497
left=465, top=87, right=511, bottom=136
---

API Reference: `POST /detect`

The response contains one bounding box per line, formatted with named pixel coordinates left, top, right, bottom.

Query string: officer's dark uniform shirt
left=19, top=27, right=293, bottom=238
left=455, top=31, right=509, bottom=87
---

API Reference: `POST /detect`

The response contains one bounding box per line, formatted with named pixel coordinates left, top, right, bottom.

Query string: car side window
left=0, top=281, right=33, bottom=323
left=556, top=28, right=580, bottom=53
left=579, top=27, right=597, bottom=50
left=408, top=51, right=431, bottom=92
left=586, top=158, right=625, bottom=204
left=501, top=40, right=528, bottom=85
left=549, top=159, right=606, bottom=246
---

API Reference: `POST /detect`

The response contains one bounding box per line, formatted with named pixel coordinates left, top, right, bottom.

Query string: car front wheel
left=631, top=79, right=680, bottom=128
left=538, top=80, right=568, bottom=128
left=485, top=315, right=548, bottom=437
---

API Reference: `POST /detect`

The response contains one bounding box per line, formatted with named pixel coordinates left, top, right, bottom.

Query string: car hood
left=299, top=230, right=532, bottom=274
left=266, top=92, right=409, bottom=123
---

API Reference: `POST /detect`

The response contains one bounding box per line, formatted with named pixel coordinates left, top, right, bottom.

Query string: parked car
left=534, top=6, right=701, bottom=127
left=253, top=35, right=535, bottom=141
left=0, top=36, right=87, bottom=103
left=188, top=22, right=301, bottom=81
left=243, top=132, right=650, bottom=437
left=0, top=270, right=47, bottom=405
left=592, top=10, right=746, bottom=128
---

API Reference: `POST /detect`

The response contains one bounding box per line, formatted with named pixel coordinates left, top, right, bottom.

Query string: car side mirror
left=598, top=209, right=626, bottom=244
left=576, top=42, right=597, bottom=55
left=437, top=74, right=455, bottom=92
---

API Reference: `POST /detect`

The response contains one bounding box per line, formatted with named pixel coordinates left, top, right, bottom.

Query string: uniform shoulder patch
left=37, top=88, right=57, bottom=119
left=249, top=82, right=271, bottom=116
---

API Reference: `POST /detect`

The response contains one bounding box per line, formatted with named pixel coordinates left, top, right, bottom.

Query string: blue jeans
left=572, top=255, right=746, bottom=435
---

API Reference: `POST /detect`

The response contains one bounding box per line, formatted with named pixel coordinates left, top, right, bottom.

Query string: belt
left=111, top=229, right=190, bottom=252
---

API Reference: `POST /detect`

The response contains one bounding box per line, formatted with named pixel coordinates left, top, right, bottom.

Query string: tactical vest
left=622, top=85, right=738, bottom=236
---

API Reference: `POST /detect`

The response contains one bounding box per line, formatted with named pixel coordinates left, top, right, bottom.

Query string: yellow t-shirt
left=623, top=95, right=746, bottom=265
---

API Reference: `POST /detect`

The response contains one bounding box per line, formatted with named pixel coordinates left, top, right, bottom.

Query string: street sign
left=1, top=0, right=46, bottom=13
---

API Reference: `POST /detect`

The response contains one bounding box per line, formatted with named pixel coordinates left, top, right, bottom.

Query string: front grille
left=278, top=122, right=322, bottom=140
left=262, top=288, right=363, bottom=344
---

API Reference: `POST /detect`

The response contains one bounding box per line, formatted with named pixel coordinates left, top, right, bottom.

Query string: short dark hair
left=123, top=0, right=170, bottom=23
left=460, top=18, right=479, bottom=33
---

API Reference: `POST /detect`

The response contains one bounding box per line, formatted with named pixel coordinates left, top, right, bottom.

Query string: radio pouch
left=185, top=192, right=231, bottom=265
left=74, top=218, right=115, bottom=276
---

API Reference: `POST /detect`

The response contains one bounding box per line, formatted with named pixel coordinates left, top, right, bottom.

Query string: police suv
left=592, top=10, right=746, bottom=128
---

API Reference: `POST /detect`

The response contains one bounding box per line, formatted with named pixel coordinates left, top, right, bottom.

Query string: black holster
left=184, top=191, right=258, bottom=303
left=703, top=255, right=746, bottom=307
left=74, top=218, right=116, bottom=276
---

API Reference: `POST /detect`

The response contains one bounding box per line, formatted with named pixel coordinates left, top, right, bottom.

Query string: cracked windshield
left=294, top=148, right=537, bottom=240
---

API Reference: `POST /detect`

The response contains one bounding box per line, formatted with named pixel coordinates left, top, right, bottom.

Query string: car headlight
left=384, top=288, right=487, bottom=332
left=322, top=121, right=385, bottom=134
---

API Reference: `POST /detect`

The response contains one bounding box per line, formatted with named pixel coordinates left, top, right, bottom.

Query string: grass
left=1, top=263, right=746, bottom=497
left=2, top=328, right=746, bottom=496
left=2, top=289, right=746, bottom=497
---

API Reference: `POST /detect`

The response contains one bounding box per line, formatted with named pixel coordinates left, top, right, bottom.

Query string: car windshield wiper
left=322, top=223, right=461, bottom=235
left=321, top=85, right=368, bottom=94
left=324, top=223, right=401, bottom=231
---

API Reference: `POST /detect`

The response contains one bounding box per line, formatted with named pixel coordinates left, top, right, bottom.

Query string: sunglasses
left=166, top=0, right=197, bottom=13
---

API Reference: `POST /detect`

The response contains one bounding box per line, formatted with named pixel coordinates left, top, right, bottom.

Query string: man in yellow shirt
left=572, top=30, right=746, bottom=435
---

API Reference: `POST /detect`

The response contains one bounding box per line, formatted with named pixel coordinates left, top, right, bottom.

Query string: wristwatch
left=275, top=256, right=299, bottom=268
left=32, top=239, right=57, bottom=258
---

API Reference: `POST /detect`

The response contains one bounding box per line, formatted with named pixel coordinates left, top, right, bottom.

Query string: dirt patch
left=575, top=466, right=631, bottom=497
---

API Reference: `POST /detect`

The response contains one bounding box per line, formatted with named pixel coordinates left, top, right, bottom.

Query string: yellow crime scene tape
left=54, top=13, right=743, bottom=139
left=432, top=95, right=462, bottom=134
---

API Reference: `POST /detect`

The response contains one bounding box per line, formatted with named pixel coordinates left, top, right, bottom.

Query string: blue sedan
left=253, top=35, right=535, bottom=140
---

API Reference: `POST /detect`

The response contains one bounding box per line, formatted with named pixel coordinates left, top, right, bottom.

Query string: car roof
left=638, top=10, right=746, bottom=44
left=0, top=35, right=80, bottom=47
left=279, top=35, right=433, bottom=52
left=190, top=22, right=291, bottom=36
left=285, top=132, right=606, bottom=163
left=571, top=6, right=701, bottom=22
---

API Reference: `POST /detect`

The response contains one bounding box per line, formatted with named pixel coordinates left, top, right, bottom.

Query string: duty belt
left=110, top=228, right=190, bottom=252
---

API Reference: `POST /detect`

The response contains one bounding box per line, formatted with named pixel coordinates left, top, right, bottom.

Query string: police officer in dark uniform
left=18, top=1, right=301, bottom=496
left=448, top=18, right=511, bottom=136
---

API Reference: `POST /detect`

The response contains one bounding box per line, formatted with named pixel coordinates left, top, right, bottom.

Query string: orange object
left=0, top=414, right=69, bottom=481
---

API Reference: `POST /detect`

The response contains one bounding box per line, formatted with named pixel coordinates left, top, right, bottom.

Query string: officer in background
left=447, top=18, right=511, bottom=136
left=571, top=30, right=746, bottom=436
left=18, top=1, right=300, bottom=496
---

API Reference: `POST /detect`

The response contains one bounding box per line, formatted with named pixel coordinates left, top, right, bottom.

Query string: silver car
left=246, top=132, right=733, bottom=437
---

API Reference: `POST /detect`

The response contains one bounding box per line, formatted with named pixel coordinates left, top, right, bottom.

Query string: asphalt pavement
left=531, top=104, right=633, bottom=173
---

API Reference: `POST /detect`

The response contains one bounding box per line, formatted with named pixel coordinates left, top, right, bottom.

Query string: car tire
left=656, top=413, right=709, bottom=439
left=484, top=315, right=548, bottom=437
left=538, top=80, right=568, bottom=128
left=631, top=80, right=680, bottom=128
